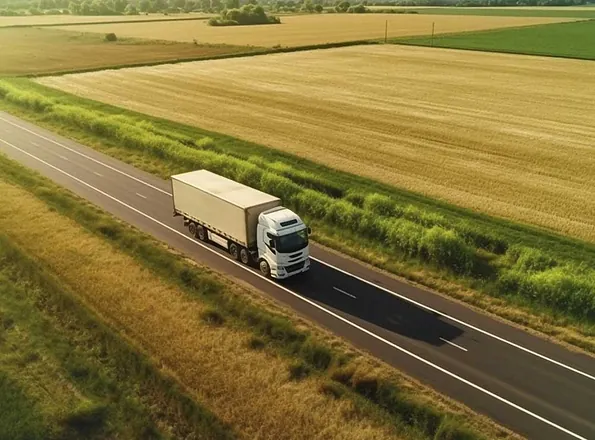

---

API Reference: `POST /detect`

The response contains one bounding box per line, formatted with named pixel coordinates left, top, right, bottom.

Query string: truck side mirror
left=307, top=227, right=312, bottom=235
left=269, top=239, right=276, bottom=249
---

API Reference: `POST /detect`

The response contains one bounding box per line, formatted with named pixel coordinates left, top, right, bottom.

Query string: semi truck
left=171, top=169, right=311, bottom=279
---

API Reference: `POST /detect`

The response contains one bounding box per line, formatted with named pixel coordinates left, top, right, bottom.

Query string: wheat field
left=39, top=45, right=595, bottom=242
left=54, top=13, right=574, bottom=47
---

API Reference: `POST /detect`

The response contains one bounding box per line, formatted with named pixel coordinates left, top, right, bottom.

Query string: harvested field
left=0, top=12, right=211, bottom=27
left=54, top=13, right=575, bottom=47
left=40, top=45, right=595, bottom=242
left=0, top=27, right=253, bottom=76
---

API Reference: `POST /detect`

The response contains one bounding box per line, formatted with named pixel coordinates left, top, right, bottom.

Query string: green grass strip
left=394, top=20, right=595, bottom=61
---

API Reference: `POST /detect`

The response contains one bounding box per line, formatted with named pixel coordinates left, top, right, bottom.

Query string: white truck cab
left=257, top=207, right=311, bottom=279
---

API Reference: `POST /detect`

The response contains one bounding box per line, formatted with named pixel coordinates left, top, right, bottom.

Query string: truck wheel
left=197, top=226, right=207, bottom=242
left=259, top=259, right=271, bottom=278
left=229, top=243, right=240, bottom=260
left=240, top=248, right=250, bottom=265
left=188, top=222, right=197, bottom=237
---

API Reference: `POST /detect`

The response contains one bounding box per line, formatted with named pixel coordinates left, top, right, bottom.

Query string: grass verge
left=0, top=237, right=235, bottom=440
left=394, top=19, right=595, bottom=60
left=0, top=77, right=594, bottom=356
left=0, top=151, right=519, bottom=440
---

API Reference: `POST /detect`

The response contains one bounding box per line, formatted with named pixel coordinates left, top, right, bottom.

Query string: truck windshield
left=276, top=228, right=308, bottom=254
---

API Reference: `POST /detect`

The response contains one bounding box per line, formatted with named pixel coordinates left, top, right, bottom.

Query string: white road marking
left=59, top=155, right=69, bottom=161
left=31, top=141, right=40, bottom=147
left=1, top=139, right=587, bottom=440
left=333, top=286, right=356, bottom=299
left=136, top=193, right=147, bottom=199
left=3, top=114, right=594, bottom=383
left=94, top=172, right=103, bottom=177
left=311, top=257, right=595, bottom=382
left=440, top=338, right=468, bottom=352
left=0, top=115, right=171, bottom=196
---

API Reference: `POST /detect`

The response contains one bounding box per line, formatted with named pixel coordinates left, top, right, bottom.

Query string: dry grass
left=0, top=27, right=253, bottom=76
left=0, top=12, right=211, bottom=27
left=39, top=44, right=595, bottom=242
left=53, top=13, right=575, bottom=47
left=0, top=180, right=408, bottom=440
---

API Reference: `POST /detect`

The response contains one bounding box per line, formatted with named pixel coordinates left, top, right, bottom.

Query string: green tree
left=139, top=0, right=150, bottom=10
left=314, top=3, right=322, bottom=11
left=335, top=0, right=349, bottom=11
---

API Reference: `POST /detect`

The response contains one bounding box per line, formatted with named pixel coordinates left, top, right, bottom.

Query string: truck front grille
left=285, top=261, right=305, bottom=273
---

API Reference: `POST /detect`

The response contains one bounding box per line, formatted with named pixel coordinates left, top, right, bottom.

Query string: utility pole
left=431, top=22, right=435, bottom=47
left=384, top=19, right=388, bottom=43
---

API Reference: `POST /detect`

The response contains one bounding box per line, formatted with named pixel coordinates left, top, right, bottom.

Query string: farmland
left=396, top=19, right=595, bottom=60
left=0, top=12, right=211, bottom=27
left=369, top=6, right=595, bottom=18
left=53, top=13, right=575, bottom=47
left=0, top=27, right=255, bottom=76
left=0, top=153, right=515, bottom=440
left=38, top=45, right=595, bottom=244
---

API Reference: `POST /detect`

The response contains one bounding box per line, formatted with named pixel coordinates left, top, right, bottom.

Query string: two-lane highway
left=1, top=111, right=594, bottom=439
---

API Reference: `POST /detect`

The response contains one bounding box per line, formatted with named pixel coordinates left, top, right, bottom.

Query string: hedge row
left=1, top=81, right=594, bottom=322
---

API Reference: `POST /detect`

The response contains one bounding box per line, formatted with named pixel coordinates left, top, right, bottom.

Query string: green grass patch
left=0, top=152, right=511, bottom=440
left=395, top=19, right=595, bottom=60
left=0, top=372, right=46, bottom=440
left=1, top=77, right=594, bottom=354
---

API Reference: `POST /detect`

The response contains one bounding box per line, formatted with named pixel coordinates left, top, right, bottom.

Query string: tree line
left=0, top=0, right=589, bottom=16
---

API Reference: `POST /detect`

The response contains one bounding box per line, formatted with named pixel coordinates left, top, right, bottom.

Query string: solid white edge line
left=440, top=337, right=468, bottom=352
left=4, top=113, right=595, bottom=383
left=311, top=256, right=595, bottom=382
left=1, top=139, right=588, bottom=440
left=333, top=286, right=357, bottom=299
left=0, top=115, right=172, bottom=197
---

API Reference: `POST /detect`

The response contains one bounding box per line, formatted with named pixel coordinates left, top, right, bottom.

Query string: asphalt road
left=0, top=111, right=594, bottom=440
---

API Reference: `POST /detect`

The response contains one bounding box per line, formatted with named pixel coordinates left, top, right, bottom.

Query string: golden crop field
left=0, top=27, right=252, bottom=76
left=0, top=12, right=211, bottom=27
left=54, top=13, right=574, bottom=47
left=40, top=45, right=595, bottom=242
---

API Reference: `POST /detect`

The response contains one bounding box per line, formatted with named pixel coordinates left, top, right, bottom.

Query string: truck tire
left=197, top=225, right=207, bottom=242
left=240, top=247, right=250, bottom=265
left=188, top=222, right=197, bottom=237
left=229, top=243, right=240, bottom=260
left=259, top=259, right=271, bottom=278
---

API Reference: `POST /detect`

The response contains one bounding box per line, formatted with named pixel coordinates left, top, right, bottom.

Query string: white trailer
left=171, top=170, right=310, bottom=279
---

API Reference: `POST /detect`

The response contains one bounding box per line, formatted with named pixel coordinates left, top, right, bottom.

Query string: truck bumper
left=271, top=258, right=310, bottom=280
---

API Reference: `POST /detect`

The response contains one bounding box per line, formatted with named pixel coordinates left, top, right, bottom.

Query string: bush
left=363, top=193, right=395, bottom=217
left=209, top=4, right=280, bottom=26
left=288, top=360, right=311, bottom=380
left=347, top=3, right=369, bottom=12
left=300, top=339, right=333, bottom=370
left=507, top=245, right=557, bottom=273
left=419, top=227, right=475, bottom=274
left=104, top=32, right=118, bottom=41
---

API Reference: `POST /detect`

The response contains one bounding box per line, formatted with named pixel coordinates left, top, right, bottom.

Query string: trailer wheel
left=229, top=243, right=240, bottom=260
left=197, top=225, right=207, bottom=242
left=259, top=259, right=271, bottom=278
left=240, top=248, right=250, bottom=265
left=188, top=222, right=197, bottom=237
